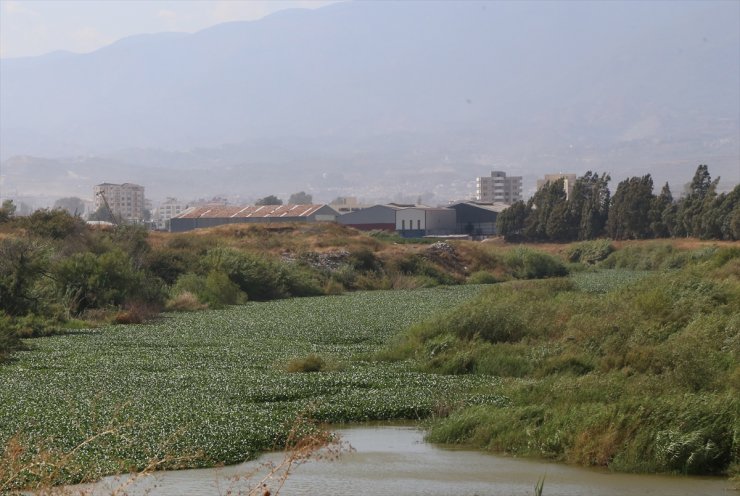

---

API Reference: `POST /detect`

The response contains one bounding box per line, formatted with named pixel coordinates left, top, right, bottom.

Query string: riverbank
left=67, top=426, right=733, bottom=496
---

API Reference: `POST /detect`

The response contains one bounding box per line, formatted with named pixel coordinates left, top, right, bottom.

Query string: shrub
left=53, top=249, right=143, bottom=314
left=566, top=240, right=615, bottom=264
left=504, top=248, right=568, bottom=279
left=286, top=354, right=327, bottom=373
left=466, top=271, right=499, bottom=284
left=164, top=291, right=208, bottom=312
left=172, top=271, right=246, bottom=309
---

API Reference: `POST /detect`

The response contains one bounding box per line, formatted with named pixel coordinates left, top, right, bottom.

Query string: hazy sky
left=0, top=0, right=340, bottom=58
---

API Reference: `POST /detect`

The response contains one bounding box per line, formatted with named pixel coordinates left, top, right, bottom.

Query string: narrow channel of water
left=78, top=426, right=732, bottom=496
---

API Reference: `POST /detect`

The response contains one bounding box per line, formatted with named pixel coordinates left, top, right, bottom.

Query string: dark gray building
left=449, top=201, right=508, bottom=236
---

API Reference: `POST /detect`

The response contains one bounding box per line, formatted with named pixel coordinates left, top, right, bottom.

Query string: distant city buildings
left=153, top=197, right=188, bottom=230
left=537, top=173, right=577, bottom=200
left=93, top=183, right=145, bottom=222
left=475, top=171, right=522, bottom=204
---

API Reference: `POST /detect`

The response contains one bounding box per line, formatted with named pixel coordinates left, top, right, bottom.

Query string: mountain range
left=1, top=0, right=738, bottom=204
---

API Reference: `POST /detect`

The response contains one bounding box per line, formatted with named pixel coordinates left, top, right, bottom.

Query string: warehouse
left=169, top=204, right=339, bottom=232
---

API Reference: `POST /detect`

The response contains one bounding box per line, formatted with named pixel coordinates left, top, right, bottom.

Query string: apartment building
left=93, top=183, right=145, bottom=222
left=536, top=173, right=577, bottom=200
left=475, top=171, right=523, bottom=204
left=153, top=197, right=188, bottom=230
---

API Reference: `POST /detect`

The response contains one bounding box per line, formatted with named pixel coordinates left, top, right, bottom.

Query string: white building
left=476, top=171, right=522, bottom=204
left=153, top=197, right=188, bottom=230
left=395, top=206, right=456, bottom=236
left=93, top=183, right=145, bottom=222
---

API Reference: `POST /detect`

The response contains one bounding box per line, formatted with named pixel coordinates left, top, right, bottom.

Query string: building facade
left=93, top=183, right=145, bottom=222
left=537, top=173, right=577, bottom=200
left=169, top=204, right=339, bottom=232
left=153, top=197, right=188, bottom=230
left=476, top=171, right=522, bottom=204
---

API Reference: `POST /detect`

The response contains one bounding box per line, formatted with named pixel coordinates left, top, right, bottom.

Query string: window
left=417, top=219, right=421, bottom=230
left=402, top=220, right=406, bottom=230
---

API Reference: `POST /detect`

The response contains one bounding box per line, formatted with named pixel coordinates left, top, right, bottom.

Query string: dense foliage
left=380, top=246, right=739, bottom=475
left=497, top=165, right=740, bottom=241
left=0, top=287, right=490, bottom=489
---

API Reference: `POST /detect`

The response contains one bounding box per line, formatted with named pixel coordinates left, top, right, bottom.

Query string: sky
left=0, top=0, right=340, bottom=58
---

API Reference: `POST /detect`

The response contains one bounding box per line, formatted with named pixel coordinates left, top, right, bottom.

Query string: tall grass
left=387, top=247, right=740, bottom=475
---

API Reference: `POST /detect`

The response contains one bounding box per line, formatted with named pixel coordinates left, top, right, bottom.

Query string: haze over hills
left=1, top=0, right=738, bottom=204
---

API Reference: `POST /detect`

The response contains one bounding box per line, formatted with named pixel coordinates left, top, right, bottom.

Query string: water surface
left=82, top=426, right=733, bottom=496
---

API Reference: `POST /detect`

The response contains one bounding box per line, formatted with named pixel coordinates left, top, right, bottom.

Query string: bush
left=466, top=271, right=499, bottom=284
left=164, top=291, right=208, bottom=312
left=171, top=271, right=247, bottom=309
left=504, top=248, right=568, bottom=279
left=53, top=249, right=144, bottom=315
left=286, top=354, right=327, bottom=373
left=566, top=240, right=615, bottom=264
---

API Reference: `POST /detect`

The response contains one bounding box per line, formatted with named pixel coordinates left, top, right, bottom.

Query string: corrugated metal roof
left=173, top=204, right=330, bottom=219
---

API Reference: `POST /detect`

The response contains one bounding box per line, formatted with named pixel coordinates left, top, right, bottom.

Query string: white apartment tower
left=476, top=171, right=523, bottom=204
left=93, top=183, right=145, bottom=222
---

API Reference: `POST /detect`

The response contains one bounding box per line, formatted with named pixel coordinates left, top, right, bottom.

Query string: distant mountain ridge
left=1, top=0, right=738, bottom=202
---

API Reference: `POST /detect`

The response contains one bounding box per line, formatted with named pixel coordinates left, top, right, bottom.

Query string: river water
left=78, top=426, right=732, bottom=496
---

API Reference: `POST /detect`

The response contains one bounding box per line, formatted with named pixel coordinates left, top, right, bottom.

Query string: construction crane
left=95, top=190, right=119, bottom=226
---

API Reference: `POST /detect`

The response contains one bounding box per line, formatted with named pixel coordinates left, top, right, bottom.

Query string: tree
left=288, top=191, right=313, bottom=205
left=496, top=201, right=528, bottom=241
left=649, top=182, right=674, bottom=238
left=255, top=195, right=283, bottom=206
left=675, top=164, right=720, bottom=237
left=0, top=200, right=16, bottom=223
left=524, top=179, right=567, bottom=241
left=607, top=175, right=654, bottom=240
left=88, top=206, right=116, bottom=223
left=569, top=172, right=611, bottom=240
left=53, top=197, right=85, bottom=216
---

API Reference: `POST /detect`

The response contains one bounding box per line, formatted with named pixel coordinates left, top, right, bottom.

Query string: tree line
left=496, top=165, right=740, bottom=242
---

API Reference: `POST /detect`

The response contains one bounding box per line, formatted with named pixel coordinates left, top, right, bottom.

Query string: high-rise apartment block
left=93, top=183, right=145, bottom=222
left=537, top=173, right=577, bottom=200
left=475, top=171, right=523, bottom=204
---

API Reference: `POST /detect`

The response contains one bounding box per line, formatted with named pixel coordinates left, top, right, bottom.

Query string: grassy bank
left=380, top=246, right=739, bottom=476
left=0, top=286, right=497, bottom=490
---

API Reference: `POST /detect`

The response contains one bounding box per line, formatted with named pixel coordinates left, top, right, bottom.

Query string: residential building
left=329, top=196, right=363, bottom=213
left=169, top=204, right=339, bottom=232
left=93, top=183, right=145, bottom=222
left=537, top=173, right=577, bottom=200
left=153, top=197, right=188, bottom=230
left=476, top=171, right=522, bottom=204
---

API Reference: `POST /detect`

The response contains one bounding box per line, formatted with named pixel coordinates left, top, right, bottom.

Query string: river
left=76, top=425, right=733, bottom=496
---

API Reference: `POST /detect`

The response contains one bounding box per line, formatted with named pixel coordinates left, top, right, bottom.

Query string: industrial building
left=169, top=204, right=339, bottom=232
left=449, top=201, right=509, bottom=236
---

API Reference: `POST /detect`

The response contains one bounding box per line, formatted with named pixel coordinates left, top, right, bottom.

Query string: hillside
left=1, top=1, right=738, bottom=201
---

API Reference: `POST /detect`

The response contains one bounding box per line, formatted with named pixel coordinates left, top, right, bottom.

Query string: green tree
left=649, top=182, right=674, bottom=238
left=524, top=179, right=567, bottom=241
left=255, top=195, right=283, bottom=206
left=0, top=199, right=16, bottom=223
left=0, top=239, right=49, bottom=316
left=496, top=201, right=529, bottom=241
left=288, top=191, right=313, bottom=204
left=675, top=165, right=720, bottom=237
left=607, top=175, right=654, bottom=240
left=569, top=172, right=611, bottom=240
